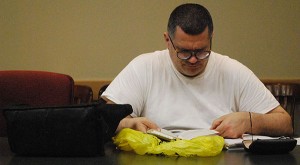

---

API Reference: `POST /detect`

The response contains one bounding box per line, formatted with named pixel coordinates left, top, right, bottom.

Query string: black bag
left=243, top=137, right=297, bottom=154
left=3, top=103, right=132, bottom=156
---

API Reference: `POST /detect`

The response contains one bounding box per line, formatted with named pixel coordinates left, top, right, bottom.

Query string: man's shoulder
left=212, top=52, right=237, bottom=64
left=208, top=52, right=254, bottom=82
left=135, top=49, right=169, bottom=60
left=130, top=49, right=169, bottom=65
left=211, top=52, right=248, bottom=71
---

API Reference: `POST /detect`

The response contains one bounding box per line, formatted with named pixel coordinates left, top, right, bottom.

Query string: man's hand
left=116, top=116, right=160, bottom=133
left=210, top=112, right=250, bottom=138
left=211, top=106, right=293, bottom=138
left=102, top=97, right=160, bottom=133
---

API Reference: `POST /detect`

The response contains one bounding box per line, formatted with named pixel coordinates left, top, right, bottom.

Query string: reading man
left=101, top=3, right=293, bottom=138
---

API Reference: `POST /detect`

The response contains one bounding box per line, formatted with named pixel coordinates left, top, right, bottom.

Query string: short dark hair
left=167, top=3, right=213, bottom=38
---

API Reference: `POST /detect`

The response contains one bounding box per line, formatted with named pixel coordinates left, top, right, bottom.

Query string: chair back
left=74, top=85, right=93, bottom=104
left=264, top=83, right=300, bottom=131
left=98, top=84, right=109, bottom=99
left=0, top=70, right=74, bottom=136
left=98, top=84, right=109, bottom=102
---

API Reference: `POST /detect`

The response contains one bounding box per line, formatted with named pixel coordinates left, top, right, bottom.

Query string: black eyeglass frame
left=168, top=34, right=212, bottom=60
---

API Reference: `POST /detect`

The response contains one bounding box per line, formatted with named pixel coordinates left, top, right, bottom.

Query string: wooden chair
left=74, top=85, right=93, bottom=104
left=98, top=84, right=109, bottom=103
left=264, top=83, right=300, bottom=132
left=0, top=70, right=74, bottom=137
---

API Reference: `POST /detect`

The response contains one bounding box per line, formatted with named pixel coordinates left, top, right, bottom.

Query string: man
left=102, top=3, right=292, bottom=138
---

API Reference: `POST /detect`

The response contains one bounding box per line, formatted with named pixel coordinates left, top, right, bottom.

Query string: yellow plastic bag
left=113, top=128, right=224, bottom=157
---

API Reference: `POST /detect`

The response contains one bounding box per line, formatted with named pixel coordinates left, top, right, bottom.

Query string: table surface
left=0, top=137, right=299, bottom=165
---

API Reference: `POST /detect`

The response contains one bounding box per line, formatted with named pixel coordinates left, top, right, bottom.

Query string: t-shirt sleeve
left=236, top=65, right=279, bottom=114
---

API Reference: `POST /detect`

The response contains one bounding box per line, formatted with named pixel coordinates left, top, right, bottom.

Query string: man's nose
left=187, top=55, right=198, bottom=64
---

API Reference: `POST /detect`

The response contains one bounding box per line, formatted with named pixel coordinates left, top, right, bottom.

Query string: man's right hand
left=101, top=96, right=160, bottom=133
left=116, top=116, right=160, bottom=133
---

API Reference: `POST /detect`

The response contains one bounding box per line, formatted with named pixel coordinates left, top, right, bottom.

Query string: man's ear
left=163, top=32, right=170, bottom=48
left=163, top=32, right=169, bottom=41
left=210, top=31, right=214, bottom=39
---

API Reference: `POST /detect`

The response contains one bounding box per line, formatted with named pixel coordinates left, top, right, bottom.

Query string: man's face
left=164, top=26, right=211, bottom=77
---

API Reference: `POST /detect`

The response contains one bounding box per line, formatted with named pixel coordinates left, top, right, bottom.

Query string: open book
left=147, top=129, right=218, bottom=141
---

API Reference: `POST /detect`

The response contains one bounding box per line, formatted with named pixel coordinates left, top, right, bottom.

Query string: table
left=0, top=137, right=299, bottom=165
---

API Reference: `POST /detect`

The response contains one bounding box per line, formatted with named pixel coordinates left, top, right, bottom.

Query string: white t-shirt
left=102, top=49, right=279, bottom=130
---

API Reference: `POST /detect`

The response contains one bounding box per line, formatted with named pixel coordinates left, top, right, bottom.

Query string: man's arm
left=211, top=106, right=293, bottom=138
left=252, top=106, right=293, bottom=136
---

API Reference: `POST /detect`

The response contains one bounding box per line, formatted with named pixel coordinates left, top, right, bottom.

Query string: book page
left=147, top=129, right=177, bottom=141
left=224, top=138, right=243, bottom=149
left=295, top=137, right=300, bottom=145
left=177, top=129, right=218, bottom=140
left=147, top=129, right=218, bottom=141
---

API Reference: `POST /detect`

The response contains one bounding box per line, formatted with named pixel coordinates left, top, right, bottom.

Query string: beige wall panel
left=1, top=0, right=299, bottom=81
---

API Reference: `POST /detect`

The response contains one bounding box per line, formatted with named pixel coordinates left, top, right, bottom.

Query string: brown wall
left=1, top=1, right=300, bottom=81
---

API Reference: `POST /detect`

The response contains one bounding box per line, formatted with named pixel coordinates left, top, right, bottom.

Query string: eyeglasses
left=168, top=34, right=211, bottom=60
